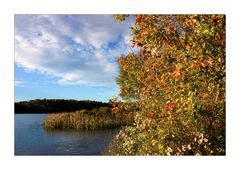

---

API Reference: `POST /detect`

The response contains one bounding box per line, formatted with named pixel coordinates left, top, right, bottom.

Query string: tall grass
left=43, top=107, right=133, bottom=130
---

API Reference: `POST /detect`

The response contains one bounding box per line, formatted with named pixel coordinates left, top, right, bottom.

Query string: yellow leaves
left=202, top=42, right=206, bottom=48
left=194, top=29, right=201, bottom=36
left=203, top=29, right=209, bottom=34
left=165, top=28, right=171, bottom=35
left=218, top=57, right=222, bottom=63
left=186, top=44, right=191, bottom=50
left=151, top=139, right=158, bottom=147
left=110, top=15, right=225, bottom=155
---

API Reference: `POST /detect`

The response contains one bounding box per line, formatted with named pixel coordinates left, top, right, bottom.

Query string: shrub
left=108, top=15, right=225, bottom=155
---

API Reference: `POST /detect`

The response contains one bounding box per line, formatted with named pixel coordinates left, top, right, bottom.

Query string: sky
left=14, top=14, right=136, bottom=102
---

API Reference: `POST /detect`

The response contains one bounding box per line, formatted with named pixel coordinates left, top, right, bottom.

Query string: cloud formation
left=15, top=15, right=135, bottom=86
left=14, top=80, right=26, bottom=87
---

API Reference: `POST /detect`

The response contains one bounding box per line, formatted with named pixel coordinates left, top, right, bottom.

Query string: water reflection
left=15, top=114, right=119, bottom=155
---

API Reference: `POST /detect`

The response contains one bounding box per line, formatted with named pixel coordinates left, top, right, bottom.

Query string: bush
left=107, top=15, right=225, bottom=155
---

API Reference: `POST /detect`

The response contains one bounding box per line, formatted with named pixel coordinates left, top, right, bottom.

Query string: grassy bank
left=43, top=107, right=133, bottom=130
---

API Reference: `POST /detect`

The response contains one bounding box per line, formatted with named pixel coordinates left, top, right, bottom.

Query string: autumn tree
left=108, top=15, right=225, bottom=155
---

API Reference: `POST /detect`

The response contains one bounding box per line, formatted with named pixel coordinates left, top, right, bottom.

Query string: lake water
left=15, top=114, right=119, bottom=155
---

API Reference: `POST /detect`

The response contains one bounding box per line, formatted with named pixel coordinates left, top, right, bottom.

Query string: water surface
left=15, top=114, right=119, bottom=155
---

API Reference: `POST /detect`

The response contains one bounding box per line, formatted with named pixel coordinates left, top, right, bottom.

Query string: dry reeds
left=43, top=107, right=133, bottom=130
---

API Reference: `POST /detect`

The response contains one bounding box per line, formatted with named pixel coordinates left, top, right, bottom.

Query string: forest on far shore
left=15, top=99, right=111, bottom=113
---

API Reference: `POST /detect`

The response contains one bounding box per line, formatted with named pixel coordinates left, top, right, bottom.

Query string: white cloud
left=15, top=14, right=135, bottom=87
left=14, top=80, right=26, bottom=87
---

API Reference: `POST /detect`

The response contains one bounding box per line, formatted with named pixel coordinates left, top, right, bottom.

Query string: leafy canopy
left=108, top=15, right=225, bottom=155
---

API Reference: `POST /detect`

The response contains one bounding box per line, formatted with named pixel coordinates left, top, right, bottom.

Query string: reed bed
left=43, top=107, right=133, bottom=130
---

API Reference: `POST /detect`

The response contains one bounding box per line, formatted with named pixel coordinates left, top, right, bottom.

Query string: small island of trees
left=15, top=99, right=111, bottom=113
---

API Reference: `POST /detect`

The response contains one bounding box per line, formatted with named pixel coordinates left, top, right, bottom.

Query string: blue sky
left=14, top=14, right=135, bottom=102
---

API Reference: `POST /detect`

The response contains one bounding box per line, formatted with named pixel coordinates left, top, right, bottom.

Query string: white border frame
left=0, top=0, right=239, bottom=170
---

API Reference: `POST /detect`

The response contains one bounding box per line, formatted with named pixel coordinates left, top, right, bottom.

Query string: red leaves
left=213, top=18, right=218, bottom=26
left=220, top=34, right=225, bottom=45
left=131, top=37, right=136, bottom=48
left=136, top=15, right=143, bottom=23
left=111, top=108, right=117, bottom=115
left=172, top=65, right=181, bottom=79
left=140, top=30, right=146, bottom=39
left=166, top=103, right=176, bottom=112
left=200, top=92, right=208, bottom=99
left=147, top=112, right=155, bottom=119
left=127, top=112, right=132, bottom=119
left=207, top=57, right=214, bottom=66
left=191, top=60, right=207, bottom=69
left=109, top=15, right=225, bottom=155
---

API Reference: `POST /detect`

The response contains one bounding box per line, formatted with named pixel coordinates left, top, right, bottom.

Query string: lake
left=15, top=114, right=119, bottom=155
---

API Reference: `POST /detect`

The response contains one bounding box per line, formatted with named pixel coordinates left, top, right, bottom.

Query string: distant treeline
left=15, top=99, right=111, bottom=113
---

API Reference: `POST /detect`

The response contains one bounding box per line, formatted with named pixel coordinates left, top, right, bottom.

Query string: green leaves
left=108, top=15, right=225, bottom=156
left=113, top=14, right=130, bottom=22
